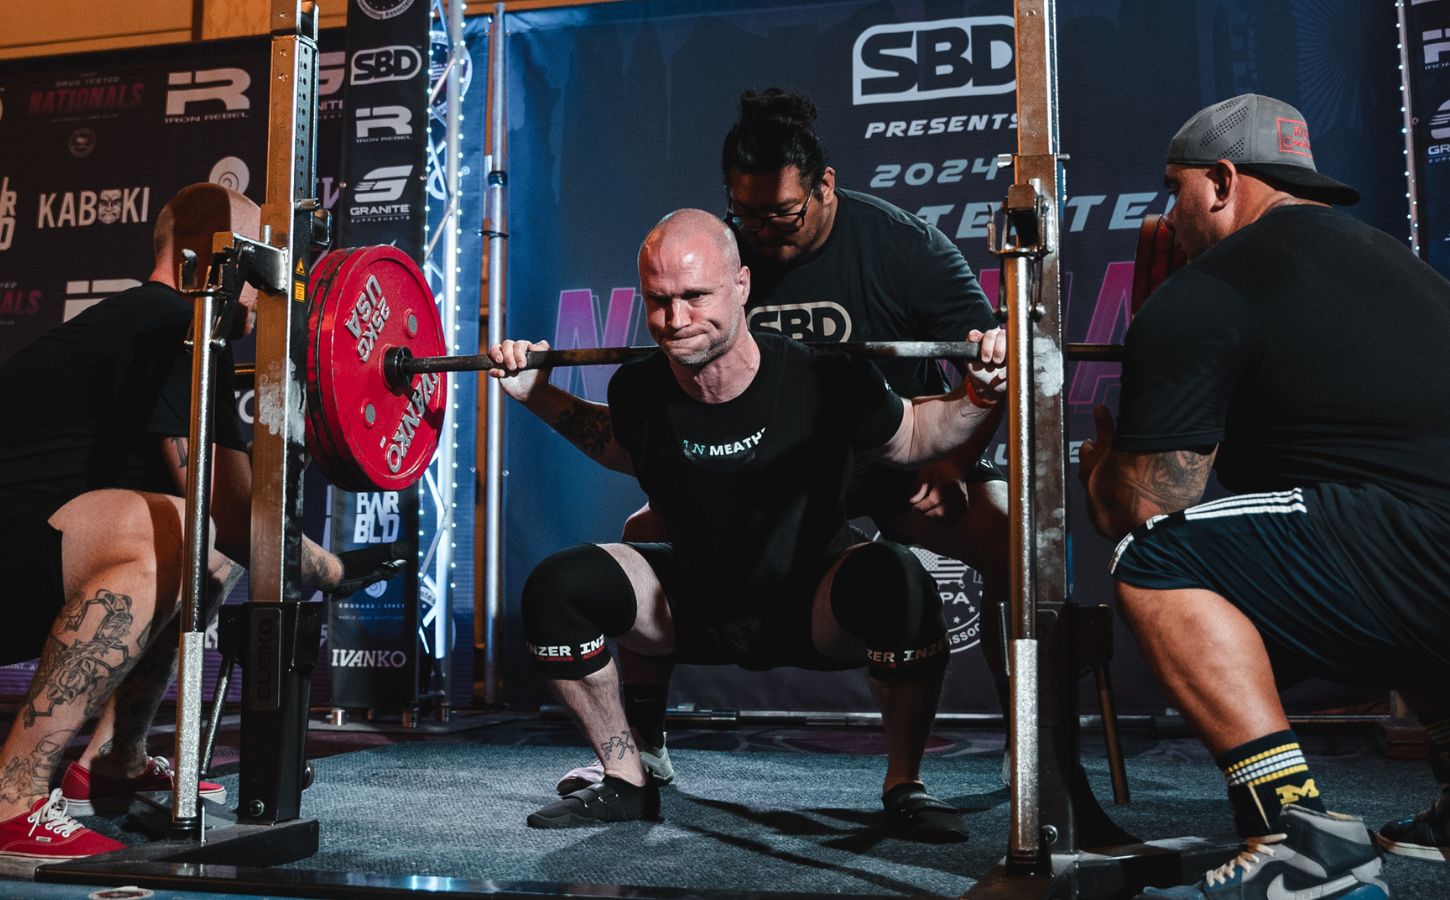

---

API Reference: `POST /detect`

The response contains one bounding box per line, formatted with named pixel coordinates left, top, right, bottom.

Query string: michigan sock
left=1216, top=729, right=1326, bottom=836
left=622, top=683, right=669, bottom=749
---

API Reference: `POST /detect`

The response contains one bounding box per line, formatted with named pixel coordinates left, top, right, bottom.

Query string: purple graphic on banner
left=1068, top=261, right=1134, bottom=410
left=553, top=287, right=640, bottom=402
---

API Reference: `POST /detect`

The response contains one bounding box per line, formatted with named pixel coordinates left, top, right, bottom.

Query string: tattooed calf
left=25, top=590, right=136, bottom=726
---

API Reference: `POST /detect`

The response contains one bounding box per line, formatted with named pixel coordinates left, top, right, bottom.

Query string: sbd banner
left=501, top=0, right=1409, bottom=714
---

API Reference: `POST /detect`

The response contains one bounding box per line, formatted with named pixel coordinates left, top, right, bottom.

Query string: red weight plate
left=1129, top=215, right=1186, bottom=316
left=309, top=245, right=448, bottom=492
left=305, top=248, right=363, bottom=487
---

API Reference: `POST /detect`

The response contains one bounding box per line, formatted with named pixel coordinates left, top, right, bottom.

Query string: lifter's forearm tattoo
left=600, top=732, right=637, bottom=762
left=24, top=589, right=137, bottom=726
left=554, top=401, right=614, bottom=459
left=301, top=543, right=336, bottom=591
left=0, top=732, right=73, bottom=804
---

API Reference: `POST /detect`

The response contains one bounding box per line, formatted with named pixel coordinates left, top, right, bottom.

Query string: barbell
left=299, top=216, right=1183, bottom=493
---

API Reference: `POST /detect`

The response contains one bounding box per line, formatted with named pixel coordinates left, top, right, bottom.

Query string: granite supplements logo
left=853, top=17, right=1015, bottom=105
left=1431, top=98, right=1450, bottom=141
left=357, top=0, right=415, bottom=20
left=350, top=164, right=413, bottom=221
left=319, top=51, right=347, bottom=118
left=165, top=69, right=251, bottom=122
left=37, top=187, right=150, bottom=229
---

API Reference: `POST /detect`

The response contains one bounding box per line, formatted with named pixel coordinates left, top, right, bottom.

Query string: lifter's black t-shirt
left=1117, top=204, right=1450, bottom=627
left=608, top=332, right=904, bottom=623
left=741, top=189, right=996, bottom=398
left=0, top=282, right=249, bottom=503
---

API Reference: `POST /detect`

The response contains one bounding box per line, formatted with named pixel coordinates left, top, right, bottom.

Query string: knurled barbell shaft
left=381, top=342, right=1123, bottom=390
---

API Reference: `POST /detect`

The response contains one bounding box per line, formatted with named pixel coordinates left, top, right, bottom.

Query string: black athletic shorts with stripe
left=1109, top=485, right=1450, bottom=687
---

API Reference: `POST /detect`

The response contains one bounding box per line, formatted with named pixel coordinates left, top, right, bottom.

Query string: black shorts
left=1109, top=487, right=1450, bottom=686
left=627, top=542, right=857, bottom=673
left=0, top=493, right=69, bottom=665
left=845, top=454, right=1005, bottom=521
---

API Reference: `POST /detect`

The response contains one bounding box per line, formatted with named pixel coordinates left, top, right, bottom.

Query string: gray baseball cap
left=1166, top=93, right=1359, bottom=205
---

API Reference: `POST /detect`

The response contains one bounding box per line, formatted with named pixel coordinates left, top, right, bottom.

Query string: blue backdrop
left=501, top=0, right=1411, bottom=713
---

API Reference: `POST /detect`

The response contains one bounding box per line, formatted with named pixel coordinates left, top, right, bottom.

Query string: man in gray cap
left=1081, top=93, right=1450, bottom=897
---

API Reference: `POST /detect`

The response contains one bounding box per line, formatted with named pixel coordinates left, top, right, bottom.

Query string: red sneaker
left=61, top=756, right=228, bottom=816
left=0, top=789, right=125, bottom=859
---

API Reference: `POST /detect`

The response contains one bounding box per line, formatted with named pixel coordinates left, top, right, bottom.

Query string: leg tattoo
left=600, top=732, right=637, bottom=762
left=0, top=731, right=73, bottom=805
left=25, top=590, right=136, bottom=727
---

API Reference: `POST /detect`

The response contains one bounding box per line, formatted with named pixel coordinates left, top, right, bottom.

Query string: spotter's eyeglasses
left=725, top=190, right=814, bottom=233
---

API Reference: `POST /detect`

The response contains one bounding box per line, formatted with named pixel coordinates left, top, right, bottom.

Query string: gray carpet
left=166, top=726, right=1446, bottom=897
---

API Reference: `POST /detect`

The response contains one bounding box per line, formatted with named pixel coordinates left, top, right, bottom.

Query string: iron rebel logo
left=853, top=17, right=1015, bottom=105
left=165, top=69, right=251, bottom=121
left=37, top=187, right=150, bottom=229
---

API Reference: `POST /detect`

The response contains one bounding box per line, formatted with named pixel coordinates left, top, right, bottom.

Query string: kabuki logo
left=37, top=187, right=150, bottom=229
left=68, top=127, right=96, bottom=158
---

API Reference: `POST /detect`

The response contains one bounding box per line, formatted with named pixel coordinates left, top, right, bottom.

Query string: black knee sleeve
left=829, top=542, right=948, bottom=682
left=521, top=544, right=637, bottom=679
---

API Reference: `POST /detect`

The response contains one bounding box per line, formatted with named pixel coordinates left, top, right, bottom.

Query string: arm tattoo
left=554, top=401, right=614, bottom=459
left=301, top=543, right=336, bottom=590
left=1117, top=450, right=1214, bottom=519
left=24, top=590, right=136, bottom=727
left=170, top=436, right=189, bottom=468
left=600, top=732, right=637, bottom=762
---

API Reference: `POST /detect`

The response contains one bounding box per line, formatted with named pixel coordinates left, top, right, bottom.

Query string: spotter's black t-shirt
left=1116, top=204, right=1450, bottom=635
left=608, top=332, right=904, bottom=622
left=741, top=188, right=997, bottom=399
left=0, top=281, right=249, bottom=504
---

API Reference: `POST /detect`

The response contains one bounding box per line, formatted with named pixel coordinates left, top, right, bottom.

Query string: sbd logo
left=853, top=17, right=1015, bottom=106
left=351, top=46, right=424, bottom=85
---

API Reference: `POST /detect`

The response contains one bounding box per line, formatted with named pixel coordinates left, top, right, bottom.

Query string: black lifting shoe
left=527, top=774, right=661, bottom=829
left=882, top=783, right=970, bottom=843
